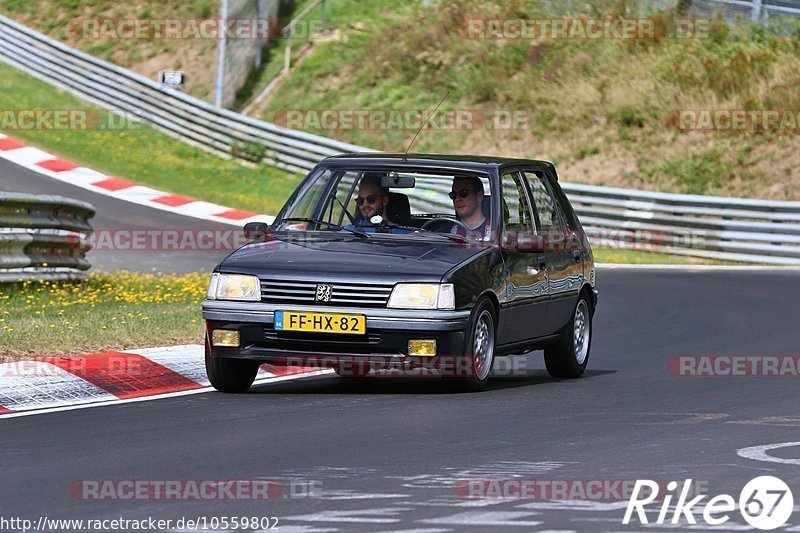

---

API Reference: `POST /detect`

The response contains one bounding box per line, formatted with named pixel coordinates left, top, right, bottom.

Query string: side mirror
left=243, top=222, right=270, bottom=241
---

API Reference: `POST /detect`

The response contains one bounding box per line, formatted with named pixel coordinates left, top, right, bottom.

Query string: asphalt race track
left=1, top=157, right=240, bottom=274
left=2, top=268, right=799, bottom=532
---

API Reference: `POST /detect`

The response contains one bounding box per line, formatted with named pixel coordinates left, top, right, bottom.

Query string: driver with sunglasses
left=355, top=175, right=393, bottom=226
left=449, top=176, right=490, bottom=240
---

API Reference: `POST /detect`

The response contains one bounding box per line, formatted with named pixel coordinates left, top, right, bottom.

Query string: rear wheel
left=205, top=337, right=259, bottom=393
left=544, top=293, right=592, bottom=378
left=452, top=298, right=496, bottom=392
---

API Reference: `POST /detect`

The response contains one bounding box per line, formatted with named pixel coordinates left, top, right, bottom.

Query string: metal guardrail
left=693, top=0, right=800, bottom=21
left=0, top=192, right=95, bottom=282
left=1, top=14, right=800, bottom=264
left=561, top=183, right=800, bottom=265
left=0, top=14, right=366, bottom=174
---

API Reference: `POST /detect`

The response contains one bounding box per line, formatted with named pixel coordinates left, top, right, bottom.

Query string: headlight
left=206, top=273, right=261, bottom=301
left=387, top=283, right=455, bottom=310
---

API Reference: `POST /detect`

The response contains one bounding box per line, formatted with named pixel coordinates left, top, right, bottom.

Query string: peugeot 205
left=203, top=153, right=598, bottom=392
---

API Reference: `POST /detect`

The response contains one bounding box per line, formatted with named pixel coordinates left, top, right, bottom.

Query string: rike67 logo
left=623, top=476, right=793, bottom=530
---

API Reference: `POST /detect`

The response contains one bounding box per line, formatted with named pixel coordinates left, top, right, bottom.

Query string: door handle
left=572, top=250, right=582, bottom=263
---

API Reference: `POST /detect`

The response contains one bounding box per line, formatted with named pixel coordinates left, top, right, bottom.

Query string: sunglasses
left=448, top=188, right=473, bottom=200
left=356, top=194, right=381, bottom=206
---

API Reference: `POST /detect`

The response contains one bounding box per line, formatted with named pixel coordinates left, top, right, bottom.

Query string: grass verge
left=0, top=61, right=302, bottom=215
left=0, top=271, right=206, bottom=359
left=260, top=0, right=800, bottom=200
left=592, top=247, right=750, bottom=265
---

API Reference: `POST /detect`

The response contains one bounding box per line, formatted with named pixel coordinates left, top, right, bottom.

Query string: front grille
left=263, top=328, right=382, bottom=345
left=259, top=279, right=394, bottom=308
left=260, top=328, right=392, bottom=355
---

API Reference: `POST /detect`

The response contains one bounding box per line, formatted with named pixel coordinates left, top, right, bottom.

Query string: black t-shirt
left=451, top=217, right=491, bottom=240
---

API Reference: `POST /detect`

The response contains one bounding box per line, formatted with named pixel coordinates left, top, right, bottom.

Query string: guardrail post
left=214, top=0, right=229, bottom=108
left=752, top=0, right=763, bottom=21
left=255, top=0, right=266, bottom=69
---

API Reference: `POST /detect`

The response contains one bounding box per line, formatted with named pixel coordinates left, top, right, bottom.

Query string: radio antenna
left=404, top=91, right=449, bottom=161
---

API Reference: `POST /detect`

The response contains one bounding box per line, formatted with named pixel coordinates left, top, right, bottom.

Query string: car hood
left=216, top=233, right=488, bottom=282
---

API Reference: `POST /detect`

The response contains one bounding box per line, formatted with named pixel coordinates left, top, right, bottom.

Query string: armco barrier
left=693, top=0, right=800, bottom=21
left=0, top=192, right=95, bottom=282
left=0, top=14, right=366, bottom=173
left=1, top=14, right=800, bottom=264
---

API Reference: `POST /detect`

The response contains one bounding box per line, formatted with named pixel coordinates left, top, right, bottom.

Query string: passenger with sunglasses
left=450, top=176, right=490, bottom=240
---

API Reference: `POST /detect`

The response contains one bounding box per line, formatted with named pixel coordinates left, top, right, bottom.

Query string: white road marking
left=55, top=167, right=109, bottom=186
left=418, top=510, right=542, bottom=527
left=284, top=508, right=411, bottom=524
left=320, top=490, right=412, bottom=500
left=376, top=530, right=450, bottom=533
left=0, top=146, right=54, bottom=166
left=737, top=442, right=800, bottom=465
left=517, top=501, right=630, bottom=512
left=0, top=144, right=271, bottom=227
left=387, top=462, right=566, bottom=489
left=0, top=362, right=115, bottom=410
left=128, top=344, right=214, bottom=385
left=250, top=522, right=341, bottom=533
left=369, top=530, right=449, bottom=533
left=404, top=499, right=508, bottom=508
left=0, top=370, right=332, bottom=420
left=728, top=416, right=800, bottom=427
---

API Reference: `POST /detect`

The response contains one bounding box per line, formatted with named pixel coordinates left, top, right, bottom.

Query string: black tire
left=205, top=337, right=259, bottom=393
left=544, top=292, right=593, bottom=378
left=452, top=297, right=497, bottom=392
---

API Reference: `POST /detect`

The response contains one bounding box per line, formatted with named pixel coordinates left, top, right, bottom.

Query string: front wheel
left=544, top=293, right=592, bottom=378
left=205, top=337, right=259, bottom=393
left=452, top=298, right=496, bottom=392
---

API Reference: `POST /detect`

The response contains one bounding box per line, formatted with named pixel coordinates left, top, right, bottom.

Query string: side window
left=500, top=172, right=534, bottom=232
left=549, top=178, right=579, bottom=231
left=524, top=171, right=563, bottom=231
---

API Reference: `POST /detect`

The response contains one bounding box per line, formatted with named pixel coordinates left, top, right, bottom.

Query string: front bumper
left=203, top=300, right=471, bottom=367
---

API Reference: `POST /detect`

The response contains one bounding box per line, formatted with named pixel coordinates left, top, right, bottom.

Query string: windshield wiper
left=279, top=217, right=370, bottom=238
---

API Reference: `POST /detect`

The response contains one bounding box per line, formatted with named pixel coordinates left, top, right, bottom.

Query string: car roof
left=322, top=152, right=554, bottom=173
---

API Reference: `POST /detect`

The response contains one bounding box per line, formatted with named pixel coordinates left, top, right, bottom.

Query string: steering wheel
left=421, top=217, right=471, bottom=234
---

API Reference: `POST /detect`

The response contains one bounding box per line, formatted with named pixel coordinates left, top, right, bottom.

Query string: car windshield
left=274, top=167, right=496, bottom=242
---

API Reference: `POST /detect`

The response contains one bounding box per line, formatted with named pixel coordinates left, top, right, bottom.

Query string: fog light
left=408, top=340, right=436, bottom=356
left=212, top=329, right=240, bottom=347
